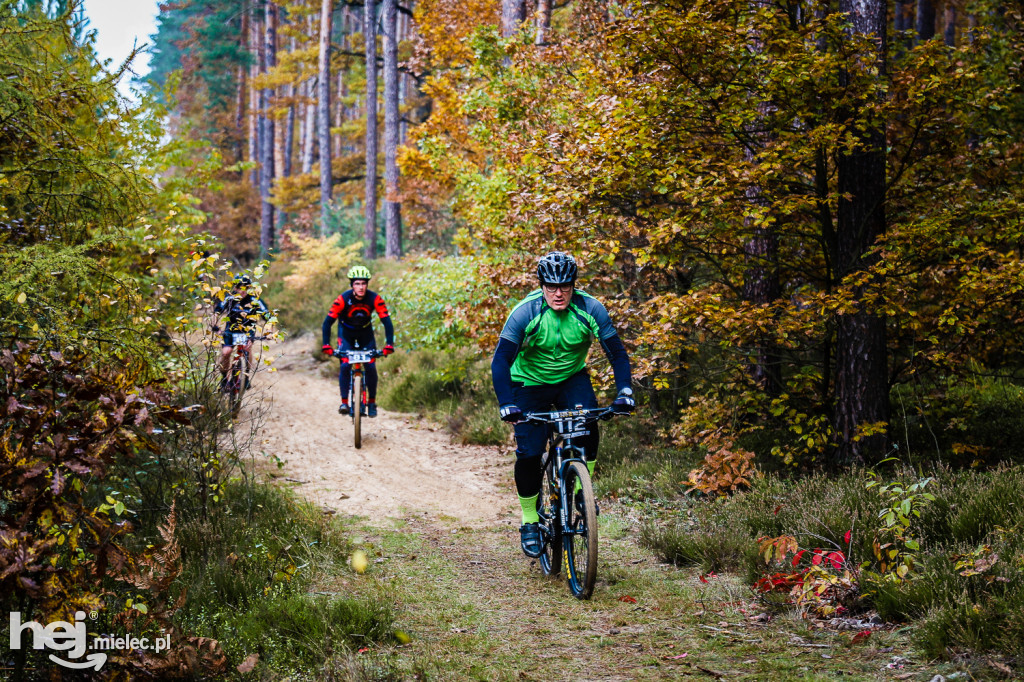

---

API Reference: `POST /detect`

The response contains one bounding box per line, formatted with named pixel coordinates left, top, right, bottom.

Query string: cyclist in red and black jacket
left=321, top=265, right=395, bottom=417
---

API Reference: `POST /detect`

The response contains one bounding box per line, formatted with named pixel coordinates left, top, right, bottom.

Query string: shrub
left=639, top=511, right=757, bottom=572
left=376, top=347, right=506, bottom=445
left=382, top=255, right=489, bottom=351
left=896, top=380, right=1024, bottom=468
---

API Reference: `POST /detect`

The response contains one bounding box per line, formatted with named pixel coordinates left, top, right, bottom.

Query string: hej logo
left=8, top=611, right=106, bottom=670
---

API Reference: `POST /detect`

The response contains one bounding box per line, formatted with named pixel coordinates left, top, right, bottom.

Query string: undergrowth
left=640, top=465, right=1024, bottom=663
left=370, top=347, right=507, bottom=446
left=176, top=482, right=399, bottom=677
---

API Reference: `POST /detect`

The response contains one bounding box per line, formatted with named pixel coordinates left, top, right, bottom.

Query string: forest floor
left=246, top=337, right=969, bottom=681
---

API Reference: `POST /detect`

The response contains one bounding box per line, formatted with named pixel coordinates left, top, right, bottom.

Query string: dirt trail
left=253, top=336, right=512, bottom=525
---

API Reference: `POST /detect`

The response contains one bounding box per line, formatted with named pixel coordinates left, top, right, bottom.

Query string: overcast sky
left=83, top=0, right=162, bottom=92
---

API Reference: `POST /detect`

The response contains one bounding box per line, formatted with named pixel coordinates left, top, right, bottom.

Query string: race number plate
left=553, top=416, right=588, bottom=438
left=347, top=350, right=375, bottom=363
left=232, top=333, right=249, bottom=346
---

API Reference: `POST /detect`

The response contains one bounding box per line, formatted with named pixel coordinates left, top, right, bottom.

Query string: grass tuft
left=176, top=482, right=397, bottom=674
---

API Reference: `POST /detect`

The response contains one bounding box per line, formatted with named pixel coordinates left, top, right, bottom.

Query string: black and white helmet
left=537, top=252, right=578, bottom=286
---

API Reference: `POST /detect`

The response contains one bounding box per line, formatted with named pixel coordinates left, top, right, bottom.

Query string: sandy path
left=253, top=337, right=512, bottom=525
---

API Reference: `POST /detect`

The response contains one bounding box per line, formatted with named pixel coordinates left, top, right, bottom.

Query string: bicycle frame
left=222, top=334, right=269, bottom=418
left=530, top=406, right=614, bottom=529
left=335, top=346, right=383, bottom=449
left=521, top=405, right=617, bottom=598
left=335, top=347, right=382, bottom=413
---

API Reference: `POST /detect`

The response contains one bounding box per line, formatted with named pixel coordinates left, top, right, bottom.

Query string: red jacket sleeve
left=327, top=294, right=346, bottom=319
left=373, top=294, right=390, bottom=319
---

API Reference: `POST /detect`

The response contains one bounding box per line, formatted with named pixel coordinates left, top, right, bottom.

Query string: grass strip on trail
left=333, top=508, right=991, bottom=681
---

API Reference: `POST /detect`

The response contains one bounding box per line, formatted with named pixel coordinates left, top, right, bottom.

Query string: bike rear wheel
left=537, top=454, right=562, bottom=577
left=229, top=354, right=247, bottom=417
left=563, top=460, right=598, bottom=599
left=352, top=372, right=363, bottom=449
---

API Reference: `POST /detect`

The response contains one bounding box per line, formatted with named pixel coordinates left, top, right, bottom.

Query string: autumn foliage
left=0, top=344, right=227, bottom=676
left=403, top=0, right=1024, bottom=471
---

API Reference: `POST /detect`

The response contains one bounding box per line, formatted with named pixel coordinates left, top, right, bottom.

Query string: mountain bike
left=335, top=346, right=384, bottom=449
left=221, top=333, right=269, bottom=417
left=524, top=405, right=620, bottom=599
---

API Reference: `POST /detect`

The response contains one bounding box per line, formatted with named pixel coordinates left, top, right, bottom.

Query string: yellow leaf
left=16, top=292, right=26, bottom=304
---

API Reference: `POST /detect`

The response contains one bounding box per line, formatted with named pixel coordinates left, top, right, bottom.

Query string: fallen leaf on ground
left=851, top=630, right=871, bottom=644
left=618, top=595, right=638, bottom=603
left=663, top=653, right=689, bottom=660
left=989, top=660, right=1013, bottom=675
left=236, top=653, right=259, bottom=674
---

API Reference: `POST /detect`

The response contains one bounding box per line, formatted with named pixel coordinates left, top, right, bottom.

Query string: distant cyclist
left=213, top=274, right=272, bottom=390
left=491, top=252, right=634, bottom=558
left=322, top=265, right=395, bottom=417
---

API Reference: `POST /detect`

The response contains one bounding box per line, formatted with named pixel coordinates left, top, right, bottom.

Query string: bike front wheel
left=352, top=372, right=363, bottom=449
left=562, top=460, right=598, bottom=599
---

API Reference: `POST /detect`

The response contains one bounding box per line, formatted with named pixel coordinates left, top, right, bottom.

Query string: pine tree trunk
left=248, top=3, right=259, bottom=186
left=281, top=34, right=295, bottom=180
left=536, top=0, right=551, bottom=45
left=271, top=4, right=284, bottom=188
left=260, top=0, right=276, bottom=254
left=943, top=4, right=956, bottom=45
left=318, top=0, right=334, bottom=237
left=297, top=80, right=306, bottom=172
left=284, top=86, right=294, bottom=178
left=364, top=0, right=378, bottom=259
left=742, top=0, right=780, bottom=396
left=382, top=0, right=402, bottom=258
left=335, top=65, right=345, bottom=159
left=916, top=0, right=935, bottom=41
left=833, top=0, right=889, bottom=466
left=398, top=7, right=409, bottom=144
left=235, top=63, right=246, bottom=162
left=502, top=0, right=527, bottom=37
left=302, top=78, right=317, bottom=174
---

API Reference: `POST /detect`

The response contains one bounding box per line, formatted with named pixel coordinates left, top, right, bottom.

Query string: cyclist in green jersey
left=491, top=252, right=634, bottom=557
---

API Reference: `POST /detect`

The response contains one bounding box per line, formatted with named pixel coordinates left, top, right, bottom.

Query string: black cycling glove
left=612, top=388, right=635, bottom=414
left=499, top=404, right=523, bottom=423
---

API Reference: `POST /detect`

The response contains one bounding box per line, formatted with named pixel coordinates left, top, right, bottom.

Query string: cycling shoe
left=520, top=523, right=542, bottom=558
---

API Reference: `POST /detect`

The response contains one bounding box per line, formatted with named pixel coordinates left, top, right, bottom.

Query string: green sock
left=519, top=494, right=539, bottom=524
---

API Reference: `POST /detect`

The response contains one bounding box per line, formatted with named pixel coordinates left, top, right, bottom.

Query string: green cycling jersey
left=498, top=289, right=618, bottom=386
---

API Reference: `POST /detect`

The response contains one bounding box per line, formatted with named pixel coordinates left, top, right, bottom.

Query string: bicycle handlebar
left=216, top=331, right=271, bottom=344
left=522, top=406, right=619, bottom=424
left=333, top=348, right=385, bottom=359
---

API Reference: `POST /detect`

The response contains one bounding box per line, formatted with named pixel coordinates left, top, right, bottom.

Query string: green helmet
left=347, top=265, right=371, bottom=281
